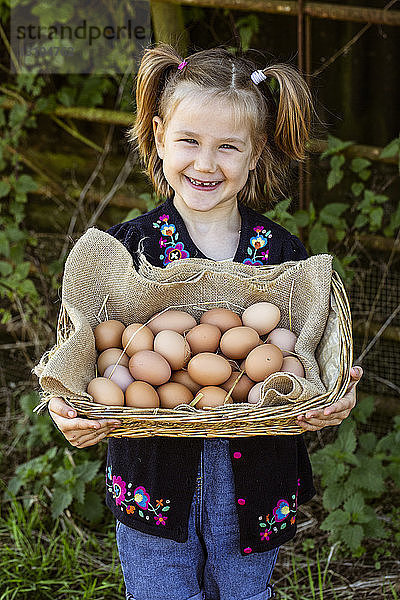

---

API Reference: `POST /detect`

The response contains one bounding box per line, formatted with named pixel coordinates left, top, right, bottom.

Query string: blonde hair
left=129, top=43, right=314, bottom=209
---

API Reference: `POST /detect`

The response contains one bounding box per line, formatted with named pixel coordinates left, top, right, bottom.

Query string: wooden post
left=150, top=1, right=189, bottom=54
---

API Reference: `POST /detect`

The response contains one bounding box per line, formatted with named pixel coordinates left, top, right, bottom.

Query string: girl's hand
left=48, top=396, right=122, bottom=448
left=296, top=366, right=363, bottom=431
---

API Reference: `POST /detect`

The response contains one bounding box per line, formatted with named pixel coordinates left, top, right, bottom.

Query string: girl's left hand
left=296, top=366, right=363, bottom=431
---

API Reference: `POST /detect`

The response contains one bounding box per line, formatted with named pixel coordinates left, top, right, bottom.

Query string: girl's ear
left=249, top=145, right=265, bottom=171
left=152, top=116, right=165, bottom=159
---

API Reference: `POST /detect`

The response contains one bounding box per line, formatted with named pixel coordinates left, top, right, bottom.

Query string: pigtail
left=127, top=43, right=182, bottom=197
left=262, top=64, right=312, bottom=161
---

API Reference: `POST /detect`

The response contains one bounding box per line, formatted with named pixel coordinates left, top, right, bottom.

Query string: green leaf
left=343, top=492, right=365, bottom=516
left=359, top=432, right=377, bottom=454
left=309, top=224, right=329, bottom=254
left=293, top=210, right=309, bottom=227
left=14, top=261, right=30, bottom=280
left=369, top=207, right=383, bottom=231
left=347, top=457, right=385, bottom=494
left=71, top=479, right=86, bottom=505
left=386, top=463, right=400, bottom=487
left=320, top=135, right=354, bottom=159
left=320, top=509, right=350, bottom=530
left=51, top=488, right=73, bottom=518
left=352, top=396, right=375, bottom=423
left=379, top=137, right=400, bottom=159
left=350, top=158, right=371, bottom=173
left=18, top=278, right=38, bottom=298
left=327, top=168, right=344, bottom=190
left=8, top=103, right=28, bottom=129
left=123, top=208, right=141, bottom=222
left=0, top=261, right=12, bottom=276
left=341, top=524, right=364, bottom=553
left=354, top=214, right=368, bottom=229
left=330, top=154, right=346, bottom=170
left=351, top=182, right=364, bottom=197
left=320, top=202, right=348, bottom=218
left=358, top=169, right=371, bottom=181
left=337, top=420, right=357, bottom=454
left=322, top=483, right=346, bottom=510
left=0, top=180, right=11, bottom=198
left=15, top=174, right=38, bottom=195
left=74, top=491, right=104, bottom=524
left=0, top=232, right=10, bottom=258
left=75, top=460, right=101, bottom=483
left=7, top=475, right=23, bottom=497
left=162, top=505, right=170, bottom=511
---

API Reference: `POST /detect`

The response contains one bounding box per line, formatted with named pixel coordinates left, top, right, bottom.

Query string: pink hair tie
left=178, top=60, right=188, bottom=70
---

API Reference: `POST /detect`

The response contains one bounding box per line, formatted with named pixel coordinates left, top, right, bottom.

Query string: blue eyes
left=180, top=139, right=238, bottom=150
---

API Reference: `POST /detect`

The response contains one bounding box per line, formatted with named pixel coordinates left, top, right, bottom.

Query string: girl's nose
left=193, top=149, right=216, bottom=173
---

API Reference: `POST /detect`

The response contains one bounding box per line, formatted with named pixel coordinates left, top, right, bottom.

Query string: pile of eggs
left=87, top=303, right=305, bottom=409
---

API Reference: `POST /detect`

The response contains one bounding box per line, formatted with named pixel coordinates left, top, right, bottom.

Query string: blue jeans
left=116, top=438, right=279, bottom=600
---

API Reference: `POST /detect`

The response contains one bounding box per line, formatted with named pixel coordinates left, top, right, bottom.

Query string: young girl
left=49, top=43, right=363, bottom=600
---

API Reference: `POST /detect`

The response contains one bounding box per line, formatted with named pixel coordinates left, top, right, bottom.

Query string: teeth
left=188, top=177, right=219, bottom=187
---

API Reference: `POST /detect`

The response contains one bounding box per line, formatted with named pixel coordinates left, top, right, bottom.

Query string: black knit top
left=105, top=196, right=316, bottom=555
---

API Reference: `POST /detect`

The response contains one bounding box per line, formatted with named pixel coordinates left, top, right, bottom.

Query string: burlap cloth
left=35, top=227, right=342, bottom=409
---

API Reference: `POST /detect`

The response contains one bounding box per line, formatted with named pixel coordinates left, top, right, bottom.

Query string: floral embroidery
left=153, top=213, right=191, bottom=265
left=133, top=486, right=150, bottom=509
left=243, top=226, right=272, bottom=266
left=154, top=513, right=168, bottom=526
left=258, top=478, right=300, bottom=542
left=107, top=466, right=171, bottom=521
left=112, top=476, right=126, bottom=506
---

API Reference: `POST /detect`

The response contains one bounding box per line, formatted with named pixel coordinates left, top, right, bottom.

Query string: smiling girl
left=49, top=43, right=362, bottom=600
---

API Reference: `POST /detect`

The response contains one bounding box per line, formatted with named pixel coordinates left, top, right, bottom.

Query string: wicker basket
left=36, top=267, right=352, bottom=438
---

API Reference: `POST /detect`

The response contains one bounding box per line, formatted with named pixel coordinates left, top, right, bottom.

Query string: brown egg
left=154, top=330, right=191, bottom=370
left=158, top=382, right=193, bottom=408
left=219, top=326, right=260, bottom=359
left=222, top=371, right=255, bottom=403
left=245, top=344, right=283, bottom=382
left=188, top=353, right=232, bottom=386
left=200, top=308, right=242, bottom=333
left=122, top=323, right=154, bottom=357
left=128, top=350, right=171, bottom=386
left=147, top=310, right=196, bottom=335
left=242, top=302, right=281, bottom=335
left=103, top=364, right=134, bottom=392
left=281, top=356, right=305, bottom=378
left=97, top=348, right=129, bottom=375
left=267, top=328, right=298, bottom=357
left=94, top=320, right=125, bottom=351
left=170, top=370, right=202, bottom=394
left=194, top=386, right=227, bottom=408
left=247, top=381, right=263, bottom=404
left=87, top=377, right=124, bottom=406
left=186, top=324, right=221, bottom=354
left=125, top=381, right=159, bottom=408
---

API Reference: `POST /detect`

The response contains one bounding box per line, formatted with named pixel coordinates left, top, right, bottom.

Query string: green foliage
left=0, top=497, right=123, bottom=599
left=311, top=397, right=400, bottom=556
left=265, top=133, right=399, bottom=282
left=4, top=391, right=107, bottom=524
left=123, top=191, right=160, bottom=221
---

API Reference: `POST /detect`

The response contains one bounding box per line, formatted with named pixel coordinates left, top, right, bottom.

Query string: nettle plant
left=0, top=74, right=43, bottom=326
left=6, top=391, right=107, bottom=524
left=265, top=134, right=400, bottom=282
left=311, top=396, right=400, bottom=556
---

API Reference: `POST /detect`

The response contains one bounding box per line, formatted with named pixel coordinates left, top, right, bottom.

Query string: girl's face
left=153, top=95, right=260, bottom=213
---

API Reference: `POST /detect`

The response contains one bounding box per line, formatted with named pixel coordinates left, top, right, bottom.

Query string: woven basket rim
left=35, top=269, right=353, bottom=437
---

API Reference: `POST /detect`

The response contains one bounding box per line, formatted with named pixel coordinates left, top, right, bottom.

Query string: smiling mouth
left=185, top=175, right=222, bottom=189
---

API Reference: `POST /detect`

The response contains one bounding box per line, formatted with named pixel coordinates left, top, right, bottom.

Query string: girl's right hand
left=48, top=397, right=122, bottom=448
